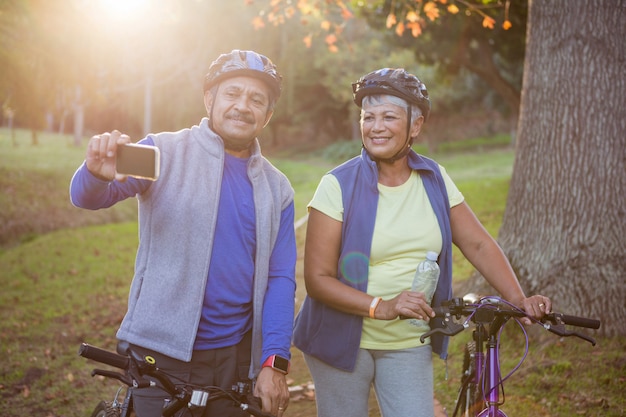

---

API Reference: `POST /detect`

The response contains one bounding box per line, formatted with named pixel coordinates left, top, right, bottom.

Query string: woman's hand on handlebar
left=518, top=294, right=552, bottom=324
left=375, top=291, right=435, bottom=321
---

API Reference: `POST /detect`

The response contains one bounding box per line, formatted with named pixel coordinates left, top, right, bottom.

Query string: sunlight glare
left=94, top=0, right=150, bottom=22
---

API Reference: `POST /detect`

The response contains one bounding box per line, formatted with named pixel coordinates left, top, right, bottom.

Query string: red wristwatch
left=262, top=355, right=290, bottom=374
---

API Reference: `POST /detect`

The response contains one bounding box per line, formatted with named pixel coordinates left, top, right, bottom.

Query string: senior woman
left=293, top=68, right=551, bottom=417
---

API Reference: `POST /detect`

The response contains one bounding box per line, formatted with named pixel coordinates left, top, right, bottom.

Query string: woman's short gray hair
left=361, top=94, right=423, bottom=122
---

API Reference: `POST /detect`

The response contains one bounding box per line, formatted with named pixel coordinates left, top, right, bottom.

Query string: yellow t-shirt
left=308, top=167, right=464, bottom=350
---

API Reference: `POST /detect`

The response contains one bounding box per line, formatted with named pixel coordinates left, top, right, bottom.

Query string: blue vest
left=293, top=148, right=452, bottom=371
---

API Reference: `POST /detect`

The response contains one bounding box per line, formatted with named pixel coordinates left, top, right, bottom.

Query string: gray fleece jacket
left=116, top=118, right=294, bottom=379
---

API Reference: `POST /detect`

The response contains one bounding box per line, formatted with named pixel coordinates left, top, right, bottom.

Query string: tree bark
left=498, top=0, right=626, bottom=335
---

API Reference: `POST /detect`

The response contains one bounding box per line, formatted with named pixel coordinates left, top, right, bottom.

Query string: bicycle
left=420, top=295, right=601, bottom=417
left=78, top=342, right=274, bottom=417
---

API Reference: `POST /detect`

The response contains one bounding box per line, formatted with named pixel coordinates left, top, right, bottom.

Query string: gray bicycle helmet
left=352, top=68, right=430, bottom=121
left=203, top=50, right=282, bottom=100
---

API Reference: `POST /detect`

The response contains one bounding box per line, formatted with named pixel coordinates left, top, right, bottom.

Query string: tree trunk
left=143, top=72, right=153, bottom=137
left=73, top=85, right=85, bottom=147
left=498, top=0, right=626, bottom=336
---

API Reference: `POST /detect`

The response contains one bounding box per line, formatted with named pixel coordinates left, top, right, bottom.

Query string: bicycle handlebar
left=430, top=304, right=601, bottom=329
left=419, top=297, right=601, bottom=345
left=543, top=312, right=601, bottom=329
left=79, top=342, right=129, bottom=369
left=78, top=343, right=274, bottom=417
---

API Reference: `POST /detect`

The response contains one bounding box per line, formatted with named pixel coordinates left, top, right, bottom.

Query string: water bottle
left=409, top=251, right=440, bottom=327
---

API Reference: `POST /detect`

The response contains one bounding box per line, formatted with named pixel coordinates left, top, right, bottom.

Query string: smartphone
left=116, top=143, right=160, bottom=181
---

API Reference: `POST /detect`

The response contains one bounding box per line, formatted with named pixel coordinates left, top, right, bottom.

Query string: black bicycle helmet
left=352, top=68, right=430, bottom=121
left=203, top=50, right=282, bottom=100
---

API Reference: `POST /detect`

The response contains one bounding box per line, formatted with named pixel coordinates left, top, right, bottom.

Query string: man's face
left=204, top=76, right=273, bottom=154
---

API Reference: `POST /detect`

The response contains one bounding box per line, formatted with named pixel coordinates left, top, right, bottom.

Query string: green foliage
left=436, top=133, right=512, bottom=152
left=2, top=1, right=519, bottom=148
left=271, top=159, right=333, bottom=219
left=313, top=139, right=363, bottom=164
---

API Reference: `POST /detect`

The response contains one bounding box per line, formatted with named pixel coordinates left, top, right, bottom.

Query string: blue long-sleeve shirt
left=70, top=119, right=296, bottom=377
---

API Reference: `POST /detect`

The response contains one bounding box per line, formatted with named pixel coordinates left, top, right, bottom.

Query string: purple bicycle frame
left=475, top=336, right=508, bottom=417
left=439, top=296, right=598, bottom=417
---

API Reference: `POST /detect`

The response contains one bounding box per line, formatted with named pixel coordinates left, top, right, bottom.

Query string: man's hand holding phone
left=86, top=130, right=160, bottom=181
left=86, top=130, right=132, bottom=182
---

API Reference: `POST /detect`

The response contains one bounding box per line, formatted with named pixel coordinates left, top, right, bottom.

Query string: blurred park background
left=2, top=0, right=624, bottom=329
left=1, top=0, right=625, bottom=416
left=2, top=0, right=523, bottom=149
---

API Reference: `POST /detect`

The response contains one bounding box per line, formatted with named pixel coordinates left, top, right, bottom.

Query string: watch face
left=274, top=355, right=289, bottom=373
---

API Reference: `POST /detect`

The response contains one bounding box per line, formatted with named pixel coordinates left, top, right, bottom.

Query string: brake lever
left=419, top=321, right=465, bottom=343
left=575, top=332, right=597, bottom=346
left=544, top=323, right=597, bottom=346
left=91, top=369, right=133, bottom=386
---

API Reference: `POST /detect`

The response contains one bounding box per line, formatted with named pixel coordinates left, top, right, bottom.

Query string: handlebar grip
left=432, top=306, right=449, bottom=317
left=399, top=306, right=448, bottom=321
left=239, top=395, right=275, bottom=417
left=79, top=343, right=129, bottom=370
left=162, top=398, right=186, bottom=417
left=244, top=404, right=275, bottom=417
left=550, top=313, right=601, bottom=329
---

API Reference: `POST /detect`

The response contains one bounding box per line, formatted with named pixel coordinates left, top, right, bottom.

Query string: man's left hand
left=254, top=367, right=289, bottom=416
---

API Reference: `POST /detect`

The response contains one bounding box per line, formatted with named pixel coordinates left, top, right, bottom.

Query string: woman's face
left=360, top=98, right=410, bottom=160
